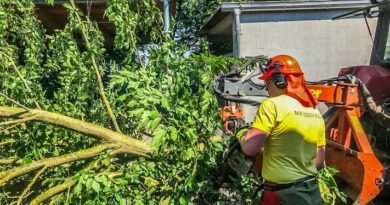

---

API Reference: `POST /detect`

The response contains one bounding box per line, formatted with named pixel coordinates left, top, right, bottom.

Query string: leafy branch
left=0, top=52, right=41, bottom=110
left=0, top=106, right=152, bottom=155
left=31, top=177, right=75, bottom=205
left=318, top=167, right=348, bottom=205
left=0, top=92, right=29, bottom=111
left=16, top=165, right=48, bottom=205
left=69, top=0, right=121, bottom=134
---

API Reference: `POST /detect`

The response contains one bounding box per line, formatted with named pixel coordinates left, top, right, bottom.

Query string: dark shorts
left=260, top=178, right=322, bottom=205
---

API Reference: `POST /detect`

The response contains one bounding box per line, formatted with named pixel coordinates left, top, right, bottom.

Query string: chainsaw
left=213, top=56, right=269, bottom=184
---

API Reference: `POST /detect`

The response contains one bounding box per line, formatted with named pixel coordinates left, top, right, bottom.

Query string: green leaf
left=136, top=116, right=149, bottom=130
left=169, top=126, right=178, bottom=142
left=127, top=100, right=137, bottom=108
left=135, top=200, right=144, bottom=205
left=201, top=102, right=209, bottom=113
left=144, top=177, right=159, bottom=187
left=94, top=175, right=103, bottom=183
left=149, top=117, right=161, bottom=132
left=129, top=108, right=145, bottom=118
left=86, top=178, right=93, bottom=189
left=152, top=128, right=166, bottom=147
left=120, top=198, right=126, bottom=205
left=212, top=142, right=223, bottom=152
left=118, top=94, right=128, bottom=101
left=63, top=3, right=73, bottom=10
left=161, top=97, right=169, bottom=109
left=92, top=180, right=100, bottom=193
left=147, top=162, right=155, bottom=170
left=21, top=156, right=32, bottom=165
left=74, top=182, right=82, bottom=195
left=179, top=196, right=187, bottom=205
left=184, top=148, right=194, bottom=160
left=46, top=0, right=54, bottom=5
left=149, top=110, right=160, bottom=119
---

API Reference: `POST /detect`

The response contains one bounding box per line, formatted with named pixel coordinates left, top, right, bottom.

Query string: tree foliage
left=175, top=1, right=262, bottom=43
left=318, top=167, right=348, bottom=205
left=174, top=0, right=222, bottom=45
left=0, top=0, right=244, bottom=204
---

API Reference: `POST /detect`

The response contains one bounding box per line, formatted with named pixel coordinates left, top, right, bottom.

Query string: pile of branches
left=0, top=0, right=253, bottom=204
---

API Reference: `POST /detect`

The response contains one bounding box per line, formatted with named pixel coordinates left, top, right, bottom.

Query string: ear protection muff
left=272, top=61, right=287, bottom=89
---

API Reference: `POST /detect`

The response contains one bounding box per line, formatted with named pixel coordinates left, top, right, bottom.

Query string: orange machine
left=218, top=78, right=385, bottom=204
left=307, top=82, right=384, bottom=204
left=218, top=1, right=390, bottom=203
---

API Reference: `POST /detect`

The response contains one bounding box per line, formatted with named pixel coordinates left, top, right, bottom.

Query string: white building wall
left=240, top=18, right=377, bottom=81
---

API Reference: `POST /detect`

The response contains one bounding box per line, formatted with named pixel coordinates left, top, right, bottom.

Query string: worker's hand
left=235, top=127, right=249, bottom=141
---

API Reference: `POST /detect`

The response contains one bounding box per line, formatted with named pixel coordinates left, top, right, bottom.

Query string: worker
left=237, top=55, right=326, bottom=205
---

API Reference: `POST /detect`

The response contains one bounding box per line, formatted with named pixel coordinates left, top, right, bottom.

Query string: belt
left=262, top=175, right=317, bottom=191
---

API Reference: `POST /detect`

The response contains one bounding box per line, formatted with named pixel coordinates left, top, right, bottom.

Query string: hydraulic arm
left=306, top=80, right=384, bottom=204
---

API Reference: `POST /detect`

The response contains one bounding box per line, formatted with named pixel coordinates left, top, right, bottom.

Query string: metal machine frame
left=307, top=82, right=384, bottom=204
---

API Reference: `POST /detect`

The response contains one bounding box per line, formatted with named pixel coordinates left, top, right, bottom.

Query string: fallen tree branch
left=0, top=158, right=17, bottom=165
left=0, top=139, right=16, bottom=146
left=31, top=159, right=99, bottom=205
left=0, top=123, right=23, bottom=134
left=0, top=143, right=120, bottom=185
left=30, top=177, right=75, bottom=205
left=0, top=92, right=29, bottom=111
left=31, top=170, right=124, bottom=205
left=0, top=106, right=153, bottom=156
left=0, top=114, right=38, bottom=126
left=70, top=0, right=121, bottom=134
left=17, top=165, right=48, bottom=205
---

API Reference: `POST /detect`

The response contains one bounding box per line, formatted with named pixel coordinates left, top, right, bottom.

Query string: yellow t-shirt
left=252, top=95, right=325, bottom=184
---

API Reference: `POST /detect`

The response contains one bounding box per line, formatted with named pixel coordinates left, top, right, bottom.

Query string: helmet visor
left=258, top=60, right=276, bottom=80
left=258, top=69, right=275, bottom=80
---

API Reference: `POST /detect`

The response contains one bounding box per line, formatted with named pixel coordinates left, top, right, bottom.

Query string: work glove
left=235, top=127, right=249, bottom=141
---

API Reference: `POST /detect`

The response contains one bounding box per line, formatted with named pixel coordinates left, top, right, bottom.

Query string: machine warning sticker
left=309, top=89, right=322, bottom=99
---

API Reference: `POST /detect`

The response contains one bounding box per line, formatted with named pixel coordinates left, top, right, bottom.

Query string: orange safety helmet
left=259, top=54, right=318, bottom=107
left=259, top=55, right=303, bottom=80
